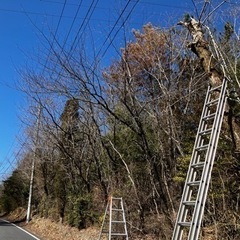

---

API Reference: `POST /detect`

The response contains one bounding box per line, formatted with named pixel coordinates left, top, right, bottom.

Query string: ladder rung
left=183, top=201, right=196, bottom=206
left=112, top=220, right=125, bottom=223
left=199, top=128, right=212, bottom=135
left=111, top=233, right=127, bottom=236
left=178, top=222, right=191, bottom=227
left=209, top=84, right=222, bottom=92
left=112, top=208, right=123, bottom=211
left=195, top=144, right=209, bottom=151
left=206, top=98, right=219, bottom=107
left=111, top=197, right=122, bottom=200
left=187, top=181, right=200, bottom=186
left=202, top=113, right=216, bottom=120
left=191, top=161, right=204, bottom=168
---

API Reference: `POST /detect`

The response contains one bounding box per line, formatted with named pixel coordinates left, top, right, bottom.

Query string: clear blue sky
left=0, top=0, right=232, bottom=180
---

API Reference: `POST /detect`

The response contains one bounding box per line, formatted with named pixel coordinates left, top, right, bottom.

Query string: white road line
left=1, top=219, right=40, bottom=240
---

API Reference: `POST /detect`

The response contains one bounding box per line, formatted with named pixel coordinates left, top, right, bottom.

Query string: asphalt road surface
left=0, top=219, right=40, bottom=240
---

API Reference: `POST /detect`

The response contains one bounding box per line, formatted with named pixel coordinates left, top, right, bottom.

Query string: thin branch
left=108, top=140, right=143, bottom=211
left=202, top=1, right=228, bottom=24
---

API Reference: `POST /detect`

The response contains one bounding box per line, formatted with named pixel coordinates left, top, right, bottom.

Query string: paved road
left=0, top=219, right=40, bottom=240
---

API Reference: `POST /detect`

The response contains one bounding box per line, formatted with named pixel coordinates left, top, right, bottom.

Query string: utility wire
left=62, top=0, right=83, bottom=50
left=37, top=0, right=97, bottom=96
left=41, top=0, right=67, bottom=74
left=0, top=140, right=28, bottom=181
left=43, top=0, right=83, bottom=76
left=69, top=0, right=100, bottom=54
left=54, top=0, right=66, bottom=36
left=40, top=0, right=99, bottom=92
left=95, top=0, right=132, bottom=60
left=40, top=0, right=190, bottom=10
left=0, top=2, right=67, bottom=181
left=100, top=0, right=140, bottom=60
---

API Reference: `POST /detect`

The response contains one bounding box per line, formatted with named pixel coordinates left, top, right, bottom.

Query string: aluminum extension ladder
left=98, top=196, right=129, bottom=240
left=172, top=78, right=228, bottom=240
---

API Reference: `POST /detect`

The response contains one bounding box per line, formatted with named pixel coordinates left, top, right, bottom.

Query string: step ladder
left=98, top=196, right=129, bottom=240
left=172, top=78, right=228, bottom=240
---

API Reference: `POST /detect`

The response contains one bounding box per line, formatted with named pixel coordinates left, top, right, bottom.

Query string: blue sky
left=0, top=0, right=233, bottom=179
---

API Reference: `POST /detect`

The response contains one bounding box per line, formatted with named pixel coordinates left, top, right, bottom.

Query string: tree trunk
left=178, top=17, right=240, bottom=152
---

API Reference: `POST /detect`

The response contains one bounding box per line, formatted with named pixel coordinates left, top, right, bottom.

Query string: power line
left=0, top=7, right=68, bottom=18
left=0, top=125, right=25, bottom=173
left=69, top=0, right=100, bottom=54
left=136, top=0, right=189, bottom=9
left=0, top=2, right=68, bottom=181
left=0, top=139, right=28, bottom=181
left=39, top=0, right=97, bottom=80
left=95, top=0, right=132, bottom=60
left=40, top=0, right=191, bottom=10
left=0, top=6, right=137, bottom=23
left=62, top=0, right=83, bottom=49
left=43, top=0, right=100, bottom=80
left=42, top=0, right=67, bottom=74
left=95, top=0, right=140, bottom=61
left=54, top=0, right=67, bottom=37
left=40, top=0, right=109, bottom=10
left=36, top=0, right=84, bottom=99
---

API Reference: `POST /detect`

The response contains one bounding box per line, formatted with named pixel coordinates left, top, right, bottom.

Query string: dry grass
left=4, top=208, right=217, bottom=239
left=24, top=217, right=99, bottom=240
left=4, top=208, right=99, bottom=240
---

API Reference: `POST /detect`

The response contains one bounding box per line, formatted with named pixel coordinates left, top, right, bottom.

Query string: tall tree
left=54, top=98, right=80, bottom=222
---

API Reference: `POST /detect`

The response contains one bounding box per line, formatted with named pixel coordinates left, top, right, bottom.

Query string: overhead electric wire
left=0, top=125, right=27, bottom=179
left=40, top=0, right=190, bottom=10
left=62, top=0, right=83, bottom=50
left=40, top=0, right=100, bottom=89
left=69, top=0, right=100, bottom=54
left=94, top=0, right=131, bottom=59
left=0, top=7, right=133, bottom=23
left=0, top=2, right=68, bottom=181
left=136, top=0, right=189, bottom=9
left=0, top=139, right=28, bottom=181
left=40, top=0, right=139, bottom=85
left=39, top=0, right=83, bottom=78
left=54, top=0, right=67, bottom=37
left=0, top=7, right=72, bottom=18
left=40, top=0, right=97, bottom=66
left=41, top=0, right=67, bottom=74
left=99, top=0, right=140, bottom=60
left=38, top=0, right=99, bottom=92
left=94, top=0, right=140, bottom=63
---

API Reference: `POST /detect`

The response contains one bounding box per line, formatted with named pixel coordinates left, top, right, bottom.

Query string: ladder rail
left=109, top=197, right=113, bottom=240
left=121, top=197, right=129, bottom=240
left=98, top=200, right=110, bottom=240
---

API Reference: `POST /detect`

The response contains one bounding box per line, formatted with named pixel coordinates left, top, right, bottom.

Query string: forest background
left=1, top=0, right=240, bottom=239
